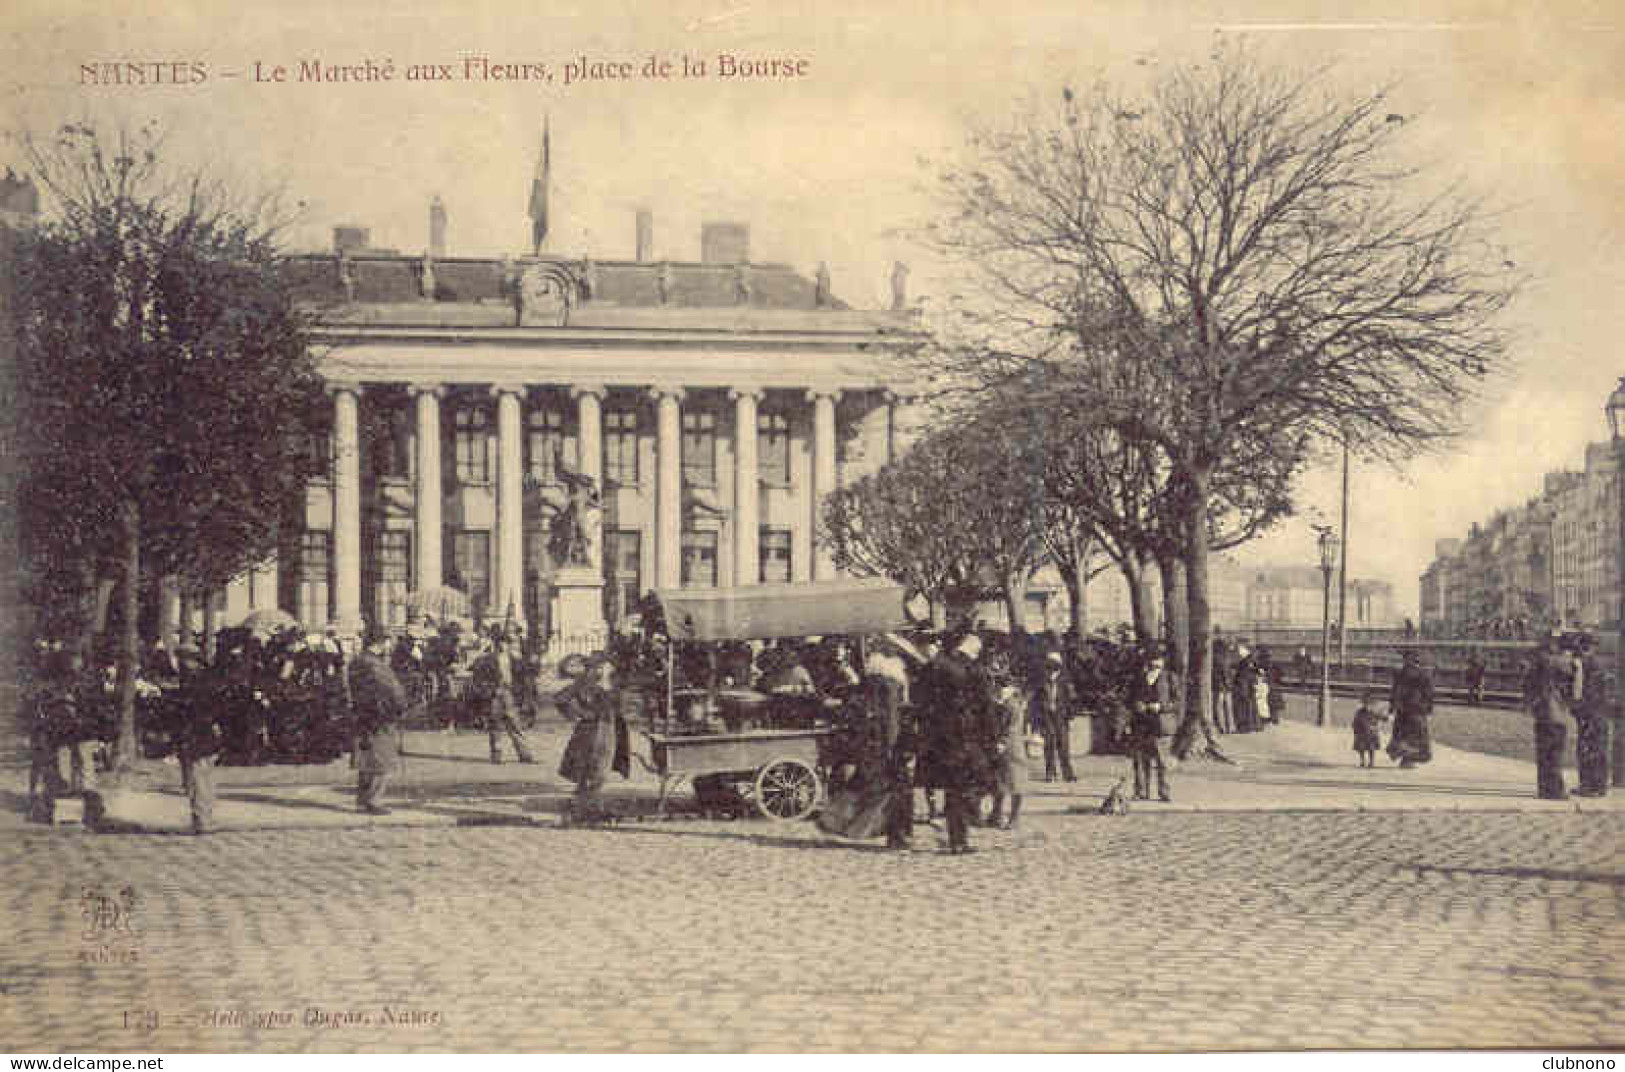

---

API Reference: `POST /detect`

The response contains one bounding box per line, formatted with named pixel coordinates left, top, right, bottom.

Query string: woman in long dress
left=557, top=655, right=628, bottom=823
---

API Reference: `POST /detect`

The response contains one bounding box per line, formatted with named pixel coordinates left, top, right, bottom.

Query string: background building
left=163, top=182, right=920, bottom=647
left=1420, top=438, right=1622, bottom=637
left=1242, top=565, right=1398, bottom=633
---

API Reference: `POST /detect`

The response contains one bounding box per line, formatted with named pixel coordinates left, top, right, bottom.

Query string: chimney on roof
left=429, top=195, right=447, bottom=258
left=635, top=208, right=653, bottom=262
left=334, top=225, right=370, bottom=255
left=701, top=221, right=750, bottom=265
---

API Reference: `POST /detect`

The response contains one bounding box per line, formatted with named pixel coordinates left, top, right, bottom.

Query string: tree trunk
left=112, top=496, right=141, bottom=771
left=1122, top=555, right=1152, bottom=642
left=1158, top=552, right=1189, bottom=675
left=1002, top=571, right=1028, bottom=633
left=1172, top=465, right=1227, bottom=762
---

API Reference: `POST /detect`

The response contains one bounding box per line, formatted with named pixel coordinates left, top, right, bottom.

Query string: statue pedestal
left=551, top=565, right=606, bottom=642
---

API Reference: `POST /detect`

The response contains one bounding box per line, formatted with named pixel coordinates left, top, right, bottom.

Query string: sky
left=5, top=0, right=1624, bottom=617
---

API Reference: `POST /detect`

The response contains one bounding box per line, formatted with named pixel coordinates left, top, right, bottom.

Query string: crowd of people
left=26, top=612, right=1612, bottom=840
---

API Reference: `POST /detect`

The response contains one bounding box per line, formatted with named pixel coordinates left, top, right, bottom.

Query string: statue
left=419, top=251, right=436, bottom=301
left=580, top=255, right=598, bottom=300
left=814, top=261, right=832, bottom=307
left=517, top=263, right=571, bottom=326
left=735, top=263, right=754, bottom=306
left=544, top=448, right=601, bottom=568
left=657, top=262, right=675, bottom=305
left=890, top=260, right=910, bottom=311
left=337, top=253, right=356, bottom=302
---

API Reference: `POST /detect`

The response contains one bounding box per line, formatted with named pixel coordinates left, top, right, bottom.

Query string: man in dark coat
left=1036, top=650, right=1078, bottom=782
left=471, top=634, right=535, bottom=765
left=1572, top=634, right=1611, bottom=797
left=1387, top=650, right=1435, bottom=768
left=1524, top=631, right=1577, bottom=800
left=915, top=633, right=999, bottom=854
left=349, top=624, right=408, bottom=815
left=1465, top=649, right=1487, bottom=705
left=1129, top=649, right=1175, bottom=802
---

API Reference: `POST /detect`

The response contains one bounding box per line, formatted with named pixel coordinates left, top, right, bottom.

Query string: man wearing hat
left=915, top=631, right=1000, bottom=854
left=1037, top=649, right=1079, bottom=782
left=1571, top=633, right=1611, bottom=797
left=1129, top=647, right=1175, bottom=802
left=1524, top=630, right=1577, bottom=800
left=349, top=623, right=408, bottom=815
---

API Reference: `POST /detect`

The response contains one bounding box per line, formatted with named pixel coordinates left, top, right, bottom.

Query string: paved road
left=4, top=808, right=1620, bottom=1052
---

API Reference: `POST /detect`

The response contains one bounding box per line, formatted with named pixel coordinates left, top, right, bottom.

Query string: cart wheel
left=754, top=758, right=821, bottom=821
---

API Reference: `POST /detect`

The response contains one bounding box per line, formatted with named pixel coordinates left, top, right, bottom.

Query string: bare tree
left=923, top=44, right=1518, bottom=740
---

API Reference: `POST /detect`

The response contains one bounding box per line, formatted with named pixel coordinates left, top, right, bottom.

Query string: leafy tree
left=821, top=408, right=1048, bottom=629
left=10, top=121, right=325, bottom=769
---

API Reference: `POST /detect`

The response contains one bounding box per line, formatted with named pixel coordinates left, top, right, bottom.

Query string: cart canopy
left=652, top=579, right=908, bottom=642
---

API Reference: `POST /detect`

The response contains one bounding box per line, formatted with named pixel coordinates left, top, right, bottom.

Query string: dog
left=1097, top=776, right=1130, bottom=815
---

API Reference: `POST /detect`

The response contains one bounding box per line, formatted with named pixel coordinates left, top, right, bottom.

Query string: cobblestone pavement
left=3, top=810, right=1620, bottom=1053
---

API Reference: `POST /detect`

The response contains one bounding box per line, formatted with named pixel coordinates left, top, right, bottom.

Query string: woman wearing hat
left=557, top=653, right=629, bottom=823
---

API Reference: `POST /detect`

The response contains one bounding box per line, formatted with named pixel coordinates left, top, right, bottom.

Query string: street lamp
left=1605, top=378, right=1625, bottom=786
left=1317, top=526, right=1340, bottom=728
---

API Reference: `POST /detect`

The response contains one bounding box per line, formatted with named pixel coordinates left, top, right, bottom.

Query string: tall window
left=375, top=531, right=411, bottom=626
left=371, top=404, right=413, bottom=481
left=607, top=529, right=642, bottom=619
left=758, top=411, right=790, bottom=485
left=682, top=410, right=717, bottom=487
left=526, top=407, right=566, bottom=485
left=308, top=431, right=333, bottom=482
left=451, top=530, right=491, bottom=615
left=760, top=528, right=792, bottom=583
left=454, top=406, right=490, bottom=483
left=523, top=529, right=552, bottom=636
left=604, top=408, right=639, bottom=486
left=297, top=532, right=331, bottom=627
left=681, top=530, right=718, bottom=588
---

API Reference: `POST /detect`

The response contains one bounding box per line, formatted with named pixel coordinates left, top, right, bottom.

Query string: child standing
left=1352, top=690, right=1386, bottom=767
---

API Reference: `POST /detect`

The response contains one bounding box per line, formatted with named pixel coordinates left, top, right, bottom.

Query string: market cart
left=639, top=578, right=909, bottom=820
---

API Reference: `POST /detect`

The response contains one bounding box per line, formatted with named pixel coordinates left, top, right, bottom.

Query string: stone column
left=250, top=556, right=279, bottom=610
left=571, top=383, right=606, bottom=569
left=652, top=386, right=684, bottom=589
left=731, top=387, right=762, bottom=586
left=808, top=388, right=840, bottom=580
left=492, top=384, right=526, bottom=626
left=329, top=383, right=364, bottom=636
left=159, top=576, right=181, bottom=650
left=883, top=390, right=904, bottom=466
left=412, top=384, right=444, bottom=592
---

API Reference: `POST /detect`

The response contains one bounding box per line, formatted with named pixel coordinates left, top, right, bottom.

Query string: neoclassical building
left=211, top=207, right=920, bottom=641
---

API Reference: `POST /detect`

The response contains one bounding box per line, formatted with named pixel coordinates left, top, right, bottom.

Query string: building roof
left=285, top=253, right=860, bottom=320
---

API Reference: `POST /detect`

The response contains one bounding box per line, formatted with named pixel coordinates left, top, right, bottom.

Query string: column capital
left=647, top=385, right=686, bottom=404
left=728, top=387, right=766, bottom=403
left=569, top=383, right=608, bottom=401
left=408, top=382, right=447, bottom=399
left=804, top=387, right=843, bottom=405
left=325, top=380, right=363, bottom=398
left=880, top=388, right=914, bottom=406
left=488, top=382, right=528, bottom=400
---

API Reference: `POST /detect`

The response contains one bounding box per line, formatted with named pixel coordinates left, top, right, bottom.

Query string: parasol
left=239, top=608, right=300, bottom=636
left=401, top=585, right=472, bottom=619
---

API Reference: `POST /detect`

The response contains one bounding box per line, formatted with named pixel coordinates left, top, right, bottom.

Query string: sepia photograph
left=1, top=0, right=1622, bottom=1057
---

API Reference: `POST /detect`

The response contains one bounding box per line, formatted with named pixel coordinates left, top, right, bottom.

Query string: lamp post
left=1605, top=378, right=1625, bottom=786
left=1317, top=526, right=1340, bottom=728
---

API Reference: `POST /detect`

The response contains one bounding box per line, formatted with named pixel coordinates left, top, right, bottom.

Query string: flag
left=528, top=118, right=549, bottom=254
